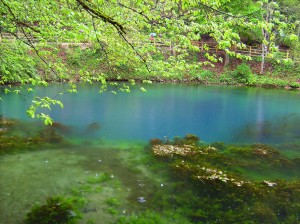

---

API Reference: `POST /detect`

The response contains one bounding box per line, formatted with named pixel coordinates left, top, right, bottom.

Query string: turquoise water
left=1, top=83, right=300, bottom=144
left=1, top=83, right=300, bottom=223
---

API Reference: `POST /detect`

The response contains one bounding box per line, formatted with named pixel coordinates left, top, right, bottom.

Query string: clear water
left=2, top=83, right=300, bottom=144
left=1, top=83, right=300, bottom=223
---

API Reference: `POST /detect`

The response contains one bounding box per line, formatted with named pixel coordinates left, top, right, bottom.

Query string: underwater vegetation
left=0, top=116, right=68, bottom=154
left=115, top=211, right=192, bottom=224
left=2, top=116, right=300, bottom=223
left=25, top=196, right=85, bottom=224
left=236, top=114, right=300, bottom=144
left=145, top=134, right=300, bottom=224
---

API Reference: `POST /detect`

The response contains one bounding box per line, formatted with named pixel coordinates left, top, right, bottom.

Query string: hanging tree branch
left=198, top=2, right=261, bottom=19
left=77, top=0, right=150, bottom=72
left=0, top=0, right=41, bottom=34
left=117, top=2, right=150, bottom=21
left=91, top=17, right=109, bottom=60
left=1, top=0, right=59, bottom=77
left=117, top=30, right=150, bottom=73
left=75, top=0, right=126, bottom=34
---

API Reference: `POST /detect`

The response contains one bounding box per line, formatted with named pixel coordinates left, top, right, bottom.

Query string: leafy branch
left=27, top=97, right=64, bottom=125
left=75, top=0, right=126, bottom=34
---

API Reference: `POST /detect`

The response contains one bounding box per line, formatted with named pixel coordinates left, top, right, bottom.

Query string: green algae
left=115, top=211, right=192, bottom=224
left=146, top=134, right=300, bottom=223
left=87, top=173, right=113, bottom=184
left=0, top=117, right=70, bottom=155
left=1, top=116, right=300, bottom=224
left=25, top=196, right=85, bottom=224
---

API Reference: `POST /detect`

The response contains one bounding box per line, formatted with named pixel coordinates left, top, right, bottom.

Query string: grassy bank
left=61, top=46, right=300, bottom=90
left=2, top=44, right=299, bottom=90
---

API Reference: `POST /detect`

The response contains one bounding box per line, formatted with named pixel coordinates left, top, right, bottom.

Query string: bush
left=219, top=72, right=237, bottom=85
left=233, top=63, right=256, bottom=85
left=199, top=70, right=215, bottom=80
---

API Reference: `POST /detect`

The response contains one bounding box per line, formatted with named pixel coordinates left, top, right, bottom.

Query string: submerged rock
left=0, top=116, right=17, bottom=126
left=52, top=122, right=72, bottom=134
left=183, top=134, right=200, bottom=144
left=263, top=180, right=277, bottom=187
left=138, top=197, right=146, bottom=203
left=0, top=127, right=8, bottom=132
left=148, top=135, right=300, bottom=223
left=152, top=144, right=197, bottom=156
left=150, top=138, right=163, bottom=145
left=85, top=122, right=100, bottom=134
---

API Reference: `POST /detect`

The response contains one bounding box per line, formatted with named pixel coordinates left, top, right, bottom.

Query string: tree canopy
left=0, top=0, right=299, bottom=123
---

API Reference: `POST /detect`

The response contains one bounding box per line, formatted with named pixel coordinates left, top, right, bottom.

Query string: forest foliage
left=1, top=0, right=300, bottom=123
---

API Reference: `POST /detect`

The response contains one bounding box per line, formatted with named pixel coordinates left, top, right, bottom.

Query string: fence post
left=249, top=46, right=252, bottom=57
left=286, top=50, right=289, bottom=59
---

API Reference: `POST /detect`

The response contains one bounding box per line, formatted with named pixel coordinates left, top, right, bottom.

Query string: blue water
left=1, top=83, right=300, bottom=144
left=1, top=83, right=300, bottom=224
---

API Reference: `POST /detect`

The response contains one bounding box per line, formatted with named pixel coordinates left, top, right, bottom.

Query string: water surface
left=1, top=83, right=300, bottom=145
left=1, top=83, right=300, bottom=223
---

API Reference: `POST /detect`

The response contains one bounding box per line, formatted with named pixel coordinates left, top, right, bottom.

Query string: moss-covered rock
left=25, top=196, right=84, bottom=224
left=148, top=134, right=300, bottom=223
left=0, top=117, right=68, bottom=154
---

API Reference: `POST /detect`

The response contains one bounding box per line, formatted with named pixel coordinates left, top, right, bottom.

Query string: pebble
left=138, top=197, right=146, bottom=203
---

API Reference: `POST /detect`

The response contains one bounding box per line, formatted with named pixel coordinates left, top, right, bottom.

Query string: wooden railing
left=0, top=32, right=39, bottom=42
left=2, top=33, right=299, bottom=62
left=0, top=32, right=91, bottom=49
left=190, top=41, right=294, bottom=60
left=146, top=39, right=298, bottom=62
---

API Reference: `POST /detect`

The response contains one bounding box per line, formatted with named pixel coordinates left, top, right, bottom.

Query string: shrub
left=219, top=72, right=237, bottom=85
left=188, top=69, right=215, bottom=81
left=233, top=63, right=256, bottom=85
left=199, top=70, right=215, bottom=80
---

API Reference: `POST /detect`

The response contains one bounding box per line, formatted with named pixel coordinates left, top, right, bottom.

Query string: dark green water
left=0, top=84, right=300, bottom=223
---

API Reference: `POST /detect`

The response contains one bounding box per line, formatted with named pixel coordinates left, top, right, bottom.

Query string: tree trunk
left=260, top=43, right=265, bottom=74
left=225, top=52, right=229, bottom=66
